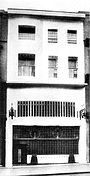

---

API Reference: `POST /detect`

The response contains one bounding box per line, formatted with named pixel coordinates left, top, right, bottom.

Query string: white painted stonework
left=6, top=9, right=86, bottom=167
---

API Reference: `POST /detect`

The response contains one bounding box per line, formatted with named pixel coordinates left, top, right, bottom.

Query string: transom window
left=48, top=29, right=58, bottom=43
left=68, top=57, right=78, bottom=78
left=18, top=25, right=35, bottom=40
left=48, top=56, right=58, bottom=78
left=18, top=54, right=35, bottom=76
left=17, top=101, right=75, bottom=117
left=67, top=30, right=77, bottom=44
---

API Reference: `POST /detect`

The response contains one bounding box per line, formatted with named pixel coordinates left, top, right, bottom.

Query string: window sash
left=18, top=54, right=35, bottom=76
left=68, top=57, right=78, bottom=78
left=18, top=25, right=35, bottom=40
left=69, top=69, right=78, bottom=78
left=19, top=33, right=35, bottom=40
left=48, top=29, right=58, bottom=43
left=18, top=66, right=35, bottom=76
left=67, top=30, right=77, bottom=44
left=48, top=56, right=58, bottom=78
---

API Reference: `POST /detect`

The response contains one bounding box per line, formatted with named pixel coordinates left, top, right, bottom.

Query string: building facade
left=0, top=8, right=88, bottom=167
left=4, top=8, right=87, bottom=167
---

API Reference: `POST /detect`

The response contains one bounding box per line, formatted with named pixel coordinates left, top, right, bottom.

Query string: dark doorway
left=13, top=144, right=27, bottom=165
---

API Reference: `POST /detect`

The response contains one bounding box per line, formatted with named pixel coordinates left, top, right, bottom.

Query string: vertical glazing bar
left=44, top=101, right=45, bottom=117
left=73, top=102, right=75, bottom=117
left=66, top=102, right=67, bottom=117
left=52, top=101, right=53, bottom=117
left=29, top=101, right=30, bottom=116
left=49, top=101, right=50, bottom=117
left=38, top=101, right=40, bottom=116
left=33, top=101, right=34, bottom=117
left=17, top=101, right=19, bottom=117
left=71, top=102, right=73, bottom=117
left=21, top=101, right=23, bottom=117
left=61, top=102, right=62, bottom=117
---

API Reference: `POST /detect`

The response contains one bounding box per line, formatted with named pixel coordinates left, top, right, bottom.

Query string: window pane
left=67, top=30, right=77, bottom=44
left=18, top=25, right=35, bottom=40
left=48, top=29, right=58, bottom=43
left=19, top=26, right=35, bottom=33
left=18, top=54, right=35, bottom=76
left=48, top=56, right=58, bottom=78
left=68, top=57, right=78, bottom=78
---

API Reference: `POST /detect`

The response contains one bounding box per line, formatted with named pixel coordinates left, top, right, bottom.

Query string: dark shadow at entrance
left=13, top=144, right=27, bottom=165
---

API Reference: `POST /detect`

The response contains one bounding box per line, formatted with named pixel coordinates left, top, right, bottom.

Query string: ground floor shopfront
left=13, top=125, right=79, bottom=165
left=5, top=86, right=87, bottom=167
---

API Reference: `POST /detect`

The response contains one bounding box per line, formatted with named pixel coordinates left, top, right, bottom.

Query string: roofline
left=7, top=8, right=85, bottom=20
left=0, top=10, right=7, bottom=15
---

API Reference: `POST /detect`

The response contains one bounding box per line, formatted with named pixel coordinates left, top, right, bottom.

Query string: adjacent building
left=0, top=10, right=7, bottom=166
left=83, top=11, right=90, bottom=163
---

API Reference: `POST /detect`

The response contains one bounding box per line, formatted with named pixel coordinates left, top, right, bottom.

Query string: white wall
left=5, top=87, right=86, bottom=166
left=7, top=16, right=84, bottom=84
left=6, top=13, right=86, bottom=167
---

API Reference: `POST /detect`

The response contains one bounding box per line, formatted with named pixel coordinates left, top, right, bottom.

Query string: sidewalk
left=0, top=163, right=90, bottom=176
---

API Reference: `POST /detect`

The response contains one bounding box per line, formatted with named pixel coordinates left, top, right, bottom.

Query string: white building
left=6, top=8, right=86, bottom=167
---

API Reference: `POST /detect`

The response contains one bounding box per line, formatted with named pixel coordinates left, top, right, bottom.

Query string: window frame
left=67, top=30, right=77, bottom=44
left=68, top=57, right=78, bottom=78
left=18, top=25, right=36, bottom=40
left=48, top=56, right=58, bottom=78
left=48, top=29, right=58, bottom=43
left=18, top=53, right=35, bottom=77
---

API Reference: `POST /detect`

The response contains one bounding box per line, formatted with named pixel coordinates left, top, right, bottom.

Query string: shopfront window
left=13, top=126, right=79, bottom=164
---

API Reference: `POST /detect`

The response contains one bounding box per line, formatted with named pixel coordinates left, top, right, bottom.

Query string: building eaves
left=8, top=8, right=85, bottom=20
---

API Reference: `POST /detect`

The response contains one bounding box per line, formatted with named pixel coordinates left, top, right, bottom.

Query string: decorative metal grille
left=13, top=126, right=79, bottom=155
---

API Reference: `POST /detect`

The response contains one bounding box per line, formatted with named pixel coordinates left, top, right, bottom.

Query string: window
left=48, top=29, right=58, bottom=43
left=68, top=57, right=78, bottom=78
left=18, top=54, right=35, bottom=76
left=48, top=56, right=58, bottom=78
left=13, top=126, right=79, bottom=155
left=67, top=30, right=77, bottom=44
left=18, top=25, right=35, bottom=40
left=17, top=101, right=75, bottom=117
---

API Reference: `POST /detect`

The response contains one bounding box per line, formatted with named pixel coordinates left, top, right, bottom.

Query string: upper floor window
left=68, top=57, right=78, bottom=78
left=18, top=25, right=35, bottom=40
left=48, top=56, right=58, bottom=78
left=48, top=29, right=58, bottom=43
left=67, top=30, right=77, bottom=44
left=18, top=53, right=35, bottom=76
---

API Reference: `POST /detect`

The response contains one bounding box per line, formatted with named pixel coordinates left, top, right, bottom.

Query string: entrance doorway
left=13, top=144, right=27, bottom=165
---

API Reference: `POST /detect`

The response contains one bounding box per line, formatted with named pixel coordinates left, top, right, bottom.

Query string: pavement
left=0, top=163, right=90, bottom=176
